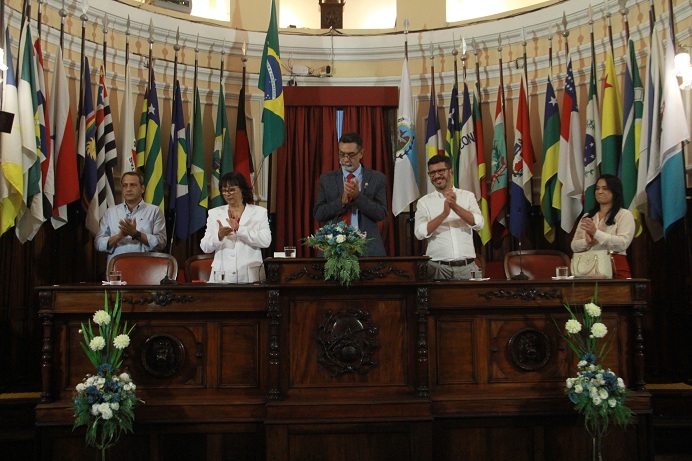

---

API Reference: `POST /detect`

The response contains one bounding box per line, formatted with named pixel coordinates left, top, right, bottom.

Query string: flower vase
left=591, top=435, right=603, bottom=461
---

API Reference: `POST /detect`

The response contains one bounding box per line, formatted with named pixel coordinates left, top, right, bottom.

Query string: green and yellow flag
left=258, top=0, right=284, bottom=157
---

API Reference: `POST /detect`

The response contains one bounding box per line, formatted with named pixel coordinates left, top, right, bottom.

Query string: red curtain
left=273, top=90, right=397, bottom=257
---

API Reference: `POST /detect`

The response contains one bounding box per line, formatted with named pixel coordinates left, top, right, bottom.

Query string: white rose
left=566, top=378, right=574, bottom=388
left=584, top=303, right=601, bottom=318
left=574, top=385, right=583, bottom=394
left=336, top=234, right=346, bottom=244
left=608, top=398, right=617, bottom=408
left=100, top=407, right=113, bottom=420
left=598, top=388, right=609, bottom=399
left=119, top=373, right=131, bottom=383
left=76, top=383, right=85, bottom=392
left=93, top=310, right=111, bottom=326
left=110, top=402, right=120, bottom=411
left=91, top=404, right=100, bottom=416
left=592, top=396, right=602, bottom=406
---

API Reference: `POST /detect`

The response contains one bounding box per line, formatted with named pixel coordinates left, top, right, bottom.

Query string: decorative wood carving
left=416, top=287, right=430, bottom=397
left=123, top=291, right=193, bottom=306
left=267, top=289, right=281, bottom=400
left=141, top=334, right=185, bottom=378
left=479, top=287, right=562, bottom=301
left=507, top=328, right=551, bottom=371
left=317, top=307, right=379, bottom=376
left=319, top=0, right=344, bottom=29
left=39, top=311, right=53, bottom=403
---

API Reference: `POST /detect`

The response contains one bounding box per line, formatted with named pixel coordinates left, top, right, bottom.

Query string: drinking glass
left=284, top=246, right=296, bottom=258
left=556, top=266, right=569, bottom=279
left=109, top=271, right=122, bottom=285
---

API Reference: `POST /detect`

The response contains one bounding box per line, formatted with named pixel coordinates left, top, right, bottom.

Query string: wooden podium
left=35, top=257, right=653, bottom=460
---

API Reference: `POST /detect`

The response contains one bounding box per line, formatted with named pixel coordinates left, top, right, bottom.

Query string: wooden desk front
left=35, top=258, right=651, bottom=461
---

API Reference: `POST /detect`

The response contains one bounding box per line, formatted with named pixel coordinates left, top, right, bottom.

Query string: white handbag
left=570, top=250, right=613, bottom=279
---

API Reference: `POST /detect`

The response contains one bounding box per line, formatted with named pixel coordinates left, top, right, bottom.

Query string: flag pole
left=102, top=14, right=108, bottom=74
left=521, top=27, right=528, bottom=90
left=147, top=18, right=154, bottom=96
left=562, top=13, right=570, bottom=59
left=430, top=41, right=436, bottom=141
left=403, top=18, right=416, bottom=256
left=37, top=0, right=43, bottom=39
left=188, top=34, right=200, bottom=257
left=78, top=2, right=88, bottom=129
left=604, top=0, right=614, bottom=56
left=619, top=0, right=630, bottom=43
left=19, top=0, right=30, bottom=44
left=497, top=35, right=506, bottom=133
left=169, top=27, right=181, bottom=252
left=59, top=0, right=66, bottom=49
left=472, top=37, right=480, bottom=90
left=648, top=0, right=656, bottom=36
left=667, top=0, right=676, bottom=49
left=588, top=5, right=596, bottom=97
left=548, top=24, right=553, bottom=79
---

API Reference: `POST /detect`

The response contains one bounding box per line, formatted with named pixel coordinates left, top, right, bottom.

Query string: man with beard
left=313, top=132, right=388, bottom=256
left=95, top=171, right=167, bottom=267
left=414, top=154, right=484, bottom=280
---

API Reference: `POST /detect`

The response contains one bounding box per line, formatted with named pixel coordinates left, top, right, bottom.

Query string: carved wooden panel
left=433, top=318, right=477, bottom=385
left=218, top=322, right=262, bottom=388
left=288, top=296, right=408, bottom=390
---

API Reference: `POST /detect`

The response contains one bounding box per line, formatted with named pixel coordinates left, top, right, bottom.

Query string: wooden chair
left=184, top=254, right=214, bottom=282
left=503, top=250, right=570, bottom=280
left=107, top=252, right=178, bottom=285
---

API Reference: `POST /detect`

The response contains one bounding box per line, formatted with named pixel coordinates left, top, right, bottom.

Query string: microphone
left=511, top=240, right=529, bottom=280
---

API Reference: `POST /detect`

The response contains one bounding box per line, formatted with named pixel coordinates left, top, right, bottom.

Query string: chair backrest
left=107, top=252, right=178, bottom=285
left=503, top=250, right=570, bottom=280
left=184, top=254, right=214, bottom=282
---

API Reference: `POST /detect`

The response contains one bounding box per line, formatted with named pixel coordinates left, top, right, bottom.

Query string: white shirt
left=571, top=208, right=635, bottom=255
left=414, top=187, right=484, bottom=261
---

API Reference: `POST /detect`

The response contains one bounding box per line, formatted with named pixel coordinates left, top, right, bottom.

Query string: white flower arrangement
left=556, top=285, right=632, bottom=437
left=73, top=292, right=141, bottom=451
left=304, top=222, right=370, bottom=286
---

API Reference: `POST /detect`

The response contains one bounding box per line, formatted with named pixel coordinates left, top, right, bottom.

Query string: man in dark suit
left=313, top=132, right=388, bottom=256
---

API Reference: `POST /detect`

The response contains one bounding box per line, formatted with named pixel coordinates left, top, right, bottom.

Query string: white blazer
left=200, top=204, right=272, bottom=283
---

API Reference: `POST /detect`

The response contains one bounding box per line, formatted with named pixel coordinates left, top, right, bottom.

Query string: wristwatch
left=133, top=231, right=142, bottom=240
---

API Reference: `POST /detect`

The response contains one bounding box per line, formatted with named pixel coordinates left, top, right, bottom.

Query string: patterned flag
left=659, top=34, right=690, bottom=238
left=583, top=58, right=602, bottom=212
left=78, top=58, right=99, bottom=235
left=425, top=87, right=443, bottom=159
left=50, top=46, right=79, bottom=229
left=445, top=85, right=460, bottom=185
left=473, top=86, right=491, bottom=245
left=637, top=23, right=663, bottom=241
left=621, top=40, right=644, bottom=236
left=509, top=76, right=535, bottom=238
left=600, top=51, right=622, bottom=176
left=539, top=76, right=561, bottom=242
left=392, top=58, right=419, bottom=216
left=459, top=81, right=480, bottom=200
left=118, top=56, right=137, bottom=175
left=234, top=79, right=253, bottom=187
left=188, top=87, right=208, bottom=234
left=210, top=84, right=233, bottom=209
left=0, top=28, right=23, bottom=236
left=258, top=0, right=284, bottom=157
left=490, top=85, right=508, bottom=241
left=16, top=23, right=44, bottom=243
left=558, top=58, right=583, bottom=233
left=34, top=40, right=53, bottom=223
left=96, top=66, right=118, bottom=208
left=165, top=80, right=190, bottom=240
left=144, top=71, right=164, bottom=210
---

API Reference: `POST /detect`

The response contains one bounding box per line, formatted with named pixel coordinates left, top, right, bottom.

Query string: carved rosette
left=141, top=334, right=185, bottom=378
left=507, top=328, right=551, bottom=371
left=317, top=307, right=379, bottom=377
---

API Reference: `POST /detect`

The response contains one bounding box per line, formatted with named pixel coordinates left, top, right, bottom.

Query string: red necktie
left=342, top=173, right=355, bottom=225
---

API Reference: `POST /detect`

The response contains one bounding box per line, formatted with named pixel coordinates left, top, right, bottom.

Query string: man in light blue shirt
left=95, top=172, right=167, bottom=266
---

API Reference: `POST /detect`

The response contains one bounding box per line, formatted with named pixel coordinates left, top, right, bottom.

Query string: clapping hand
left=119, top=217, right=137, bottom=238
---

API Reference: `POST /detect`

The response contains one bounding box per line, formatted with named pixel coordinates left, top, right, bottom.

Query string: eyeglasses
left=427, top=167, right=450, bottom=178
left=220, top=187, right=239, bottom=195
left=337, top=149, right=362, bottom=159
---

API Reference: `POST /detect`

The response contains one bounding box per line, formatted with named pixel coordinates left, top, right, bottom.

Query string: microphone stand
left=511, top=241, right=529, bottom=280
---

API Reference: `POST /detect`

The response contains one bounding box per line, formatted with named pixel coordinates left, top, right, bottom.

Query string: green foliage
left=72, top=292, right=141, bottom=450
left=304, top=222, right=370, bottom=286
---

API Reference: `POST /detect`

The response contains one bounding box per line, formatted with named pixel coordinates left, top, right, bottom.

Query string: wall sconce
left=675, top=45, right=691, bottom=90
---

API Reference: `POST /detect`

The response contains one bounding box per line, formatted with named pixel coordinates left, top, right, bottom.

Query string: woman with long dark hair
left=200, top=172, right=271, bottom=283
left=571, top=174, right=635, bottom=278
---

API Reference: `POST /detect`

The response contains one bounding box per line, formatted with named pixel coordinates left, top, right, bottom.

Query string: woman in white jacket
left=200, top=172, right=271, bottom=283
